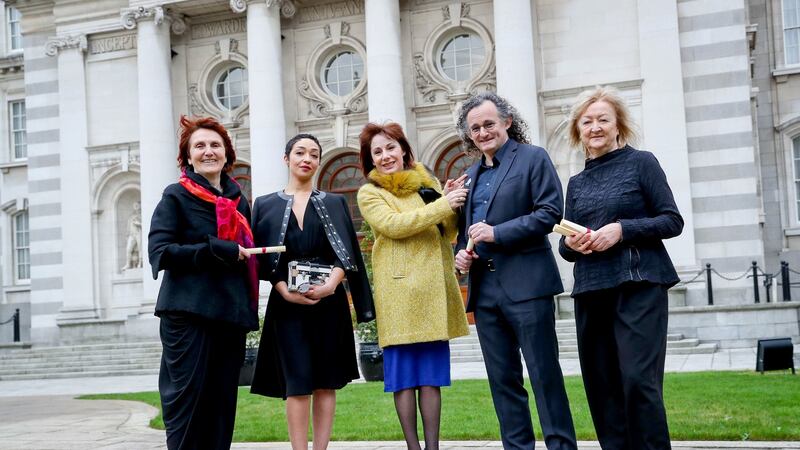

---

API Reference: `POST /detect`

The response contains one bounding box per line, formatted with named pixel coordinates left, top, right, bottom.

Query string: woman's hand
left=238, top=245, right=250, bottom=261
left=282, top=290, right=321, bottom=305
left=445, top=188, right=469, bottom=210
left=443, top=174, right=469, bottom=195
left=305, top=280, right=336, bottom=300
left=305, top=267, right=344, bottom=300
left=565, top=231, right=593, bottom=255
left=587, top=222, right=622, bottom=252
left=275, top=281, right=320, bottom=305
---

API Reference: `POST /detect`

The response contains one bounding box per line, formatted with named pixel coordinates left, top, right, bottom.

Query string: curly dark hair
left=455, top=92, right=531, bottom=153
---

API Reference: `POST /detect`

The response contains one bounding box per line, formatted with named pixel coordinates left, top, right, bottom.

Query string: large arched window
left=319, top=152, right=366, bottom=228
left=434, top=142, right=473, bottom=185
left=231, top=161, right=252, bottom=203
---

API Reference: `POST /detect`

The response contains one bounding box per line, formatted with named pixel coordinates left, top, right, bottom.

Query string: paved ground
left=0, top=348, right=796, bottom=450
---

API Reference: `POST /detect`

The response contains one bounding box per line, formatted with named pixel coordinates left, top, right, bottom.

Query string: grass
left=80, top=371, right=800, bottom=442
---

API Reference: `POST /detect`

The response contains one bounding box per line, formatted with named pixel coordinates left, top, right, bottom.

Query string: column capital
left=45, top=34, right=87, bottom=57
left=120, top=6, right=187, bottom=35
left=230, top=0, right=296, bottom=18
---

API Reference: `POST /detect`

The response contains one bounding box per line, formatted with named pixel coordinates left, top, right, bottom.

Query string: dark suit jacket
left=456, top=139, right=565, bottom=311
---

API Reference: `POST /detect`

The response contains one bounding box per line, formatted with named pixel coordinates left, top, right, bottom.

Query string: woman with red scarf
left=148, top=115, right=258, bottom=450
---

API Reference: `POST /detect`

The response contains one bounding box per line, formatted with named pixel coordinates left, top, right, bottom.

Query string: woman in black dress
left=250, top=134, right=374, bottom=450
left=148, top=115, right=258, bottom=449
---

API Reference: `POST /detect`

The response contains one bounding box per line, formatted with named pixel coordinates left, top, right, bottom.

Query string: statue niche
left=117, top=197, right=142, bottom=272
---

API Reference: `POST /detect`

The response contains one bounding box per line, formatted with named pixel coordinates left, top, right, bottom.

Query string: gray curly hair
left=456, top=92, right=531, bottom=153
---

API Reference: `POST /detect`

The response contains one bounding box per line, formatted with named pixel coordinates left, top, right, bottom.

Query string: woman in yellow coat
left=357, top=122, right=470, bottom=450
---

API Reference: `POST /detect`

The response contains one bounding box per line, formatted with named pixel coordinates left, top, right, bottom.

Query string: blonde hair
left=567, top=86, right=638, bottom=150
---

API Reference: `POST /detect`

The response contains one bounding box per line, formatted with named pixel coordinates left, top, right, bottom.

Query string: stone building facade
left=0, top=0, right=797, bottom=348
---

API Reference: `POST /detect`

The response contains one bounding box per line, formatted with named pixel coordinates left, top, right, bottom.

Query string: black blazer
left=456, top=139, right=565, bottom=311
left=148, top=169, right=258, bottom=330
left=251, top=191, right=375, bottom=323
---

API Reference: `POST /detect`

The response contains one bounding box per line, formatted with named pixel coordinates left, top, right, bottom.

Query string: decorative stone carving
left=120, top=6, right=186, bottom=35
left=413, top=53, right=447, bottom=103
left=297, top=0, right=364, bottom=24
left=412, top=8, right=496, bottom=105
left=188, top=84, right=211, bottom=116
left=45, top=35, right=87, bottom=57
left=88, top=33, right=137, bottom=55
left=298, top=23, right=368, bottom=119
left=121, top=6, right=165, bottom=29
left=229, top=0, right=296, bottom=18
left=121, top=201, right=142, bottom=271
left=442, top=3, right=470, bottom=21
left=299, top=76, right=331, bottom=117
left=230, top=0, right=247, bottom=14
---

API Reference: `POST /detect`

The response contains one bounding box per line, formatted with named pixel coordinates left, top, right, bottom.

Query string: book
left=552, top=219, right=589, bottom=237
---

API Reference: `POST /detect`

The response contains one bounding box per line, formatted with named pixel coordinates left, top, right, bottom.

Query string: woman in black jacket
left=148, top=115, right=258, bottom=450
left=559, top=87, right=683, bottom=450
left=250, top=134, right=374, bottom=450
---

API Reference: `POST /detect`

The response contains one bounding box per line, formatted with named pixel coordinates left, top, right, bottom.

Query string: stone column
left=231, top=0, right=294, bottom=199
left=121, top=6, right=185, bottom=306
left=46, top=35, right=98, bottom=322
left=493, top=0, right=540, bottom=143
left=636, top=0, right=697, bottom=268
left=364, top=0, right=407, bottom=129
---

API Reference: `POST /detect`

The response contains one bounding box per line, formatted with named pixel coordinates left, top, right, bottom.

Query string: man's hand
left=455, top=249, right=478, bottom=272
left=468, top=222, right=495, bottom=243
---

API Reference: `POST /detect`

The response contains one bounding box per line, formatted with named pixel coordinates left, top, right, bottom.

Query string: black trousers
left=159, top=314, right=246, bottom=450
left=474, top=269, right=577, bottom=450
left=574, top=282, right=671, bottom=450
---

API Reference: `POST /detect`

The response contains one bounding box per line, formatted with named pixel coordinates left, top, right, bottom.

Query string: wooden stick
left=560, top=219, right=588, bottom=234
left=244, top=246, right=287, bottom=255
left=459, top=238, right=475, bottom=275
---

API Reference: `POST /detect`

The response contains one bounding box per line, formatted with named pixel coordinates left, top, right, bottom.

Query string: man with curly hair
left=454, top=92, right=577, bottom=450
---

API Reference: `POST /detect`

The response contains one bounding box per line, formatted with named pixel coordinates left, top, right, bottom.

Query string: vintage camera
left=287, top=261, right=334, bottom=294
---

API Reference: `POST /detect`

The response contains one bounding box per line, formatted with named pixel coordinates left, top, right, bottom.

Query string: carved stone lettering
left=89, top=34, right=137, bottom=55
left=191, top=17, right=247, bottom=40
left=298, top=0, right=364, bottom=23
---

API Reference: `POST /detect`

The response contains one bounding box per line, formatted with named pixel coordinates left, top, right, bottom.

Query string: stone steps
left=449, top=322, right=719, bottom=361
left=0, top=320, right=721, bottom=380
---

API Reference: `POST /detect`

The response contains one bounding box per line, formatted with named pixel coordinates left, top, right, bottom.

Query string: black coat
left=251, top=191, right=375, bottom=323
left=558, top=146, right=683, bottom=296
left=148, top=168, right=258, bottom=330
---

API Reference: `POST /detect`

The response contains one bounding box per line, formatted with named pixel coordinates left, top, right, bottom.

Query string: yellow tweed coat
left=357, top=163, right=469, bottom=348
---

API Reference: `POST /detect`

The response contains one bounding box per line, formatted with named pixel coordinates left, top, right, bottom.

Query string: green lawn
left=81, top=371, right=799, bottom=442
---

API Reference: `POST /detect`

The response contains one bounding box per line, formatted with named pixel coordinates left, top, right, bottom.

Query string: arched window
left=434, top=141, right=473, bottom=184
left=319, top=152, right=366, bottom=228
left=231, top=161, right=252, bottom=203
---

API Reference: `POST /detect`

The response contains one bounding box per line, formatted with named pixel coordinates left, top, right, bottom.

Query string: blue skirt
left=383, top=340, right=451, bottom=392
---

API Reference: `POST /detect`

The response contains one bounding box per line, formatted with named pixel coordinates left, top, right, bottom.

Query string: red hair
left=176, top=115, right=236, bottom=173
left=358, top=122, right=416, bottom=177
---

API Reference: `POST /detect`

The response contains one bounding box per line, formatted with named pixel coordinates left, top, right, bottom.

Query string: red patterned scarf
left=179, top=170, right=259, bottom=311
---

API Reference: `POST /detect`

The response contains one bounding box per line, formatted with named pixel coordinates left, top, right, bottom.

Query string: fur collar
left=368, top=163, right=438, bottom=197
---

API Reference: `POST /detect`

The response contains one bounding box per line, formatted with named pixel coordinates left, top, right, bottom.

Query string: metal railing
left=0, top=308, right=20, bottom=342
left=678, top=262, right=800, bottom=306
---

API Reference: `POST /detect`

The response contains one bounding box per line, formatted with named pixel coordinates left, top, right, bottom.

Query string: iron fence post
left=706, top=263, right=713, bottom=305
left=752, top=261, right=760, bottom=304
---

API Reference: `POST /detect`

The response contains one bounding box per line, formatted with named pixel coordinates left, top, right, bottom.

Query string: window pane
left=439, top=33, right=485, bottom=81
left=14, top=211, right=30, bottom=281
left=10, top=100, right=26, bottom=159
left=322, top=51, right=362, bottom=96
left=214, top=67, right=248, bottom=111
